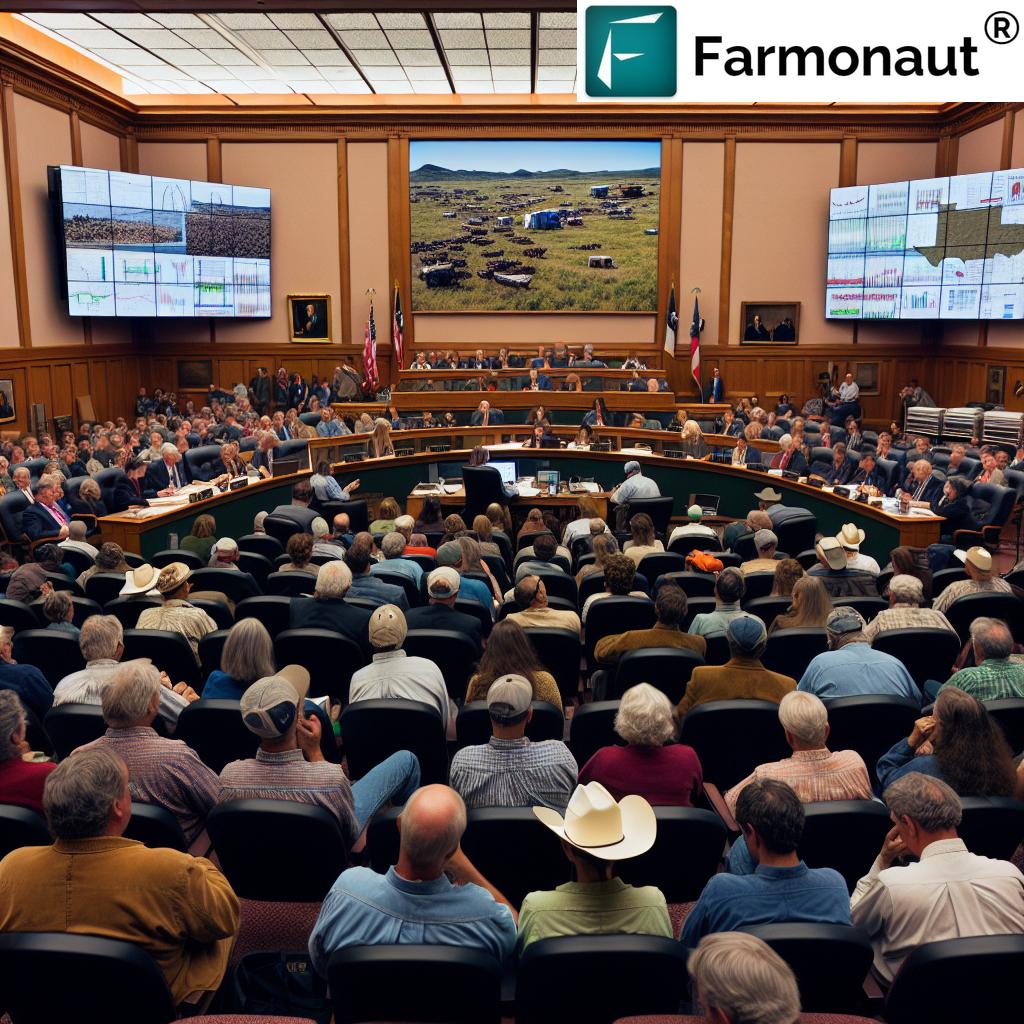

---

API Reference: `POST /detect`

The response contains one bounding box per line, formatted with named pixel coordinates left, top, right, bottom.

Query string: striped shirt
left=136, top=601, right=218, bottom=659
left=449, top=736, right=578, bottom=811
left=862, top=606, right=956, bottom=643
left=54, top=660, right=189, bottom=727
left=218, top=747, right=357, bottom=847
left=723, top=747, right=873, bottom=815
left=79, top=726, right=218, bottom=843
left=939, top=658, right=1024, bottom=701
left=932, top=577, right=1013, bottom=616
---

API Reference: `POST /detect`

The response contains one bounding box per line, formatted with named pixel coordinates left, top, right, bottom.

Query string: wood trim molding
left=336, top=138, right=351, bottom=347
left=935, top=134, right=959, bottom=176
left=1, top=81, right=29, bottom=347
left=387, top=135, right=412, bottom=375
left=68, top=107, right=82, bottom=165
left=654, top=137, right=674, bottom=347
left=718, top=135, right=736, bottom=345
left=1001, top=110, right=1015, bottom=170
left=119, top=133, right=138, bottom=173
left=839, top=136, right=857, bottom=187
left=205, top=137, right=221, bottom=183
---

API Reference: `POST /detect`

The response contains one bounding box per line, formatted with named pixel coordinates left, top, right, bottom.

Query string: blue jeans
left=350, top=750, right=421, bottom=833
left=922, top=679, right=942, bottom=703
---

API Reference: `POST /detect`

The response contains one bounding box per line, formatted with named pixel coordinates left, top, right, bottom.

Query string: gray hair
left=0, top=690, right=25, bottom=762
left=42, top=589, right=72, bottom=624
left=221, top=618, right=275, bottom=685
left=888, top=574, right=924, bottom=606
left=436, top=541, right=462, bottom=568
left=399, top=785, right=467, bottom=870
left=381, top=532, right=406, bottom=559
left=160, top=442, right=178, bottom=458
left=315, top=560, right=353, bottom=599
left=884, top=772, right=962, bottom=832
left=688, top=932, right=800, bottom=1024
left=79, top=615, right=123, bottom=662
left=778, top=691, right=828, bottom=747
left=67, top=520, right=89, bottom=541
left=614, top=683, right=676, bottom=747
left=43, top=747, right=126, bottom=841
left=969, top=617, right=1013, bottom=660
left=100, top=661, right=161, bottom=726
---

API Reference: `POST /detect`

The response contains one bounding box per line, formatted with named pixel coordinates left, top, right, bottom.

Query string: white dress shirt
left=850, top=838, right=1024, bottom=985
left=348, top=650, right=450, bottom=731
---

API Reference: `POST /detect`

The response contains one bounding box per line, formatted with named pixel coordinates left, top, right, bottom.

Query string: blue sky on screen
left=410, top=139, right=660, bottom=173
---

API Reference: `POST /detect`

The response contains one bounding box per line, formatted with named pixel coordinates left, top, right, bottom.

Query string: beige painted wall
left=957, top=119, right=1004, bottom=174
left=347, top=142, right=390, bottom=351
left=137, top=141, right=206, bottom=181
left=1014, top=111, right=1024, bottom=167
left=679, top=142, right=724, bottom=346
left=857, top=141, right=937, bottom=185
left=0, top=99, right=17, bottom=346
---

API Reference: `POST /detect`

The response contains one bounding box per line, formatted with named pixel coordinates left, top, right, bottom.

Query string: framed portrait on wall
left=854, top=362, right=880, bottom=396
left=177, top=359, right=213, bottom=390
left=739, top=301, right=800, bottom=344
left=0, top=380, right=14, bottom=424
left=289, top=294, right=332, bottom=342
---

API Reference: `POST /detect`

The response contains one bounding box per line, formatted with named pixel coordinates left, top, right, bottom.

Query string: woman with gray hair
left=77, top=542, right=130, bottom=590
left=0, top=689, right=54, bottom=814
left=579, top=683, right=703, bottom=805
left=42, top=589, right=78, bottom=636
left=202, top=618, right=275, bottom=701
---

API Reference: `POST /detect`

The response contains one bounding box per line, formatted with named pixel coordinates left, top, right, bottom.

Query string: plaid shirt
left=80, top=726, right=218, bottom=843
left=218, top=747, right=357, bottom=847
left=862, top=606, right=956, bottom=643
left=136, top=600, right=218, bottom=658
left=449, top=737, right=578, bottom=811
left=724, top=748, right=873, bottom=815
left=932, top=577, right=1012, bottom=616
left=940, top=658, right=1024, bottom=701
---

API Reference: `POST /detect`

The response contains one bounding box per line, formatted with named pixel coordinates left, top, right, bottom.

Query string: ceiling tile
left=244, top=82, right=295, bottom=94
left=405, top=66, right=448, bottom=81
left=92, top=14, right=158, bottom=29
left=23, top=14, right=95, bottom=29
left=351, top=50, right=398, bottom=67
left=230, top=67, right=278, bottom=81
left=178, top=62, right=220, bottom=76
left=268, top=13, right=321, bottom=30
left=237, top=29, right=291, bottom=48
left=121, top=64, right=174, bottom=77
left=376, top=13, right=426, bottom=30
left=534, top=80, right=574, bottom=93
left=539, top=29, right=576, bottom=49
left=172, top=29, right=224, bottom=48
left=539, top=48, right=576, bottom=65
left=486, top=30, right=532, bottom=48
left=161, top=51, right=215, bottom=67
left=304, top=49, right=352, bottom=67
left=320, top=66, right=364, bottom=80
left=537, top=66, right=576, bottom=81
left=150, top=13, right=203, bottom=29
left=208, top=80, right=252, bottom=92
left=483, top=13, right=531, bottom=29
left=412, top=82, right=451, bottom=94
left=286, top=30, right=335, bottom=48
left=395, top=50, right=442, bottom=67
left=325, top=14, right=378, bottom=31
left=493, top=81, right=531, bottom=93
left=384, top=30, right=433, bottom=49
left=202, top=48, right=253, bottom=65
left=491, top=67, right=531, bottom=81
left=371, top=81, right=416, bottom=94
left=366, top=67, right=408, bottom=81
left=456, top=82, right=495, bottom=93
left=337, top=29, right=389, bottom=48
left=92, top=48, right=161, bottom=64
left=212, top=13, right=273, bottom=30
left=444, top=49, right=489, bottom=66
left=124, top=29, right=190, bottom=48
left=489, top=50, right=531, bottom=66
left=439, top=29, right=485, bottom=48
left=539, top=13, right=577, bottom=29
left=263, top=51, right=309, bottom=67
left=433, top=13, right=481, bottom=30
left=56, top=29, right=131, bottom=48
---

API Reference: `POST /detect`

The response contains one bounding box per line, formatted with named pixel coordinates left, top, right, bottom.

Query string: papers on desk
left=516, top=485, right=540, bottom=497
left=485, top=442, right=525, bottom=451
left=619, top=447, right=654, bottom=457
left=569, top=482, right=601, bottom=494
left=442, top=483, right=462, bottom=494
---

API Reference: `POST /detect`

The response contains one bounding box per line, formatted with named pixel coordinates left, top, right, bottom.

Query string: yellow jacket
left=674, top=657, right=796, bottom=719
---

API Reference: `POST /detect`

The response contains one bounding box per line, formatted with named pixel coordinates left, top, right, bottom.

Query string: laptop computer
left=692, top=493, right=721, bottom=517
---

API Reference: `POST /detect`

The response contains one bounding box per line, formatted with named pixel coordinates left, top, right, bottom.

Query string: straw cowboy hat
left=837, top=523, right=866, bottom=550
left=533, top=782, right=657, bottom=861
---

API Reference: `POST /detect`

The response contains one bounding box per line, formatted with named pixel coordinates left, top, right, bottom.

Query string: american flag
left=363, top=297, right=378, bottom=391
left=392, top=280, right=404, bottom=368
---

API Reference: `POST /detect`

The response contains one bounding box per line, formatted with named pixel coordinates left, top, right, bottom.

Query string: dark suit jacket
left=526, top=375, right=552, bottom=391
left=901, top=474, right=943, bottom=506
left=470, top=409, right=504, bottom=426
left=404, top=603, right=484, bottom=653
left=271, top=505, right=318, bottom=532
left=109, top=477, right=146, bottom=513
left=250, top=448, right=276, bottom=475
left=770, top=450, right=808, bottom=475
left=21, top=503, right=66, bottom=541
left=703, top=377, right=726, bottom=403
left=143, top=458, right=191, bottom=498
left=68, top=496, right=108, bottom=519
left=934, top=494, right=980, bottom=533
left=289, top=596, right=372, bottom=655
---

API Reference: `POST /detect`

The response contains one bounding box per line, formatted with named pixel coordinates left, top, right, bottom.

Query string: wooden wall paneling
left=50, top=360, right=72, bottom=417
left=68, top=108, right=82, bottom=165
left=1, top=82, right=28, bottom=346
left=1001, top=110, right=1015, bottom=170
left=385, top=135, right=409, bottom=386
left=659, top=137, right=684, bottom=391
left=28, top=362, right=49, bottom=421
left=206, top=138, right=221, bottom=183
left=337, top=138, right=351, bottom=346
left=839, top=136, right=857, bottom=187
left=718, top=136, right=736, bottom=345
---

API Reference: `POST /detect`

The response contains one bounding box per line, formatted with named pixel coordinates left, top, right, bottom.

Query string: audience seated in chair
left=136, top=562, right=219, bottom=660
left=581, top=553, right=647, bottom=623
left=932, top=545, right=1013, bottom=615
left=740, top=528, right=781, bottom=576
left=507, top=575, right=582, bottom=637
left=850, top=772, right=1024, bottom=987
left=289, top=560, right=373, bottom=655
left=0, top=746, right=239, bottom=1008
left=807, top=537, right=878, bottom=598
left=344, top=532, right=409, bottom=611
left=690, top=567, right=759, bottom=639
left=0, top=689, right=54, bottom=814
left=862, top=574, right=956, bottom=644
left=369, top=531, right=423, bottom=586
left=270, top=480, right=319, bottom=532
left=179, top=514, right=217, bottom=564
left=675, top=617, right=797, bottom=720
left=931, top=617, right=1024, bottom=701
left=514, top=532, right=568, bottom=584
left=517, top=780, right=671, bottom=949
left=22, top=476, right=72, bottom=542
left=669, top=504, right=719, bottom=549
left=798, top=607, right=919, bottom=704
left=436, top=539, right=497, bottom=611
left=5, top=543, right=69, bottom=604
left=308, top=784, right=517, bottom=974
left=836, top=522, right=881, bottom=576
left=60, top=519, right=98, bottom=561
left=407, top=566, right=485, bottom=656
left=595, top=583, right=706, bottom=668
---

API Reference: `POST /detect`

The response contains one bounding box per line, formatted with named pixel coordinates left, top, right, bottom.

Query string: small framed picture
left=177, top=359, right=213, bottom=390
left=0, top=379, right=15, bottom=424
left=854, top=362, right=880, bottom=396
left=739, top=301, right=800, bottom=344
left=289, top=294, right=332, bottom=343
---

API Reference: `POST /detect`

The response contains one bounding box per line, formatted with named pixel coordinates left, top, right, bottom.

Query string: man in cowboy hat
left=517, top=781, right=672, bottom=949
left=136, top=562, right=218, bottom=659
left=933, top=545, right=1013, bottom=615
left=808, top=537, right=877, bottom=598
left=836, top=522, right=880, bottom=575
left=119, top=563, right=160, bottom=599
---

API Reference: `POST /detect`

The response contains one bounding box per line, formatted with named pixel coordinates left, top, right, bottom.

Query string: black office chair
left=236, top=532, right=284, bottom=560
left=567, top=700, right=621, bottom=768
left=174, top=698, right=259, bottom=773
left=121, top=629, right=201, bottom=688
left=824, top=694, right=921, bottom=788
left=799, top=800, right=894, bottom=892
left=454, top=598, right=494, bottom=638
left=462, top=465, right=509, bottom=521
left=930, top=565, right=967, bottom=595
left=653, top=570, right=716, bottom=597
left=636, top=552, right=687, bottom=582
left=676, top=596, right=716, bottom=632
left=25, top=595, right=101, bottom=630
left=795, top=548, right=820, bottom=570
left=833, top=595, right=889, bottom=622
left=618, top=807, right=727, bottom=902
left=0, top=932, right=178, bottom=1024
left=742, top=596, right=792, bottom=630
left=871, top=628, right=962, bottom=691
left=0, top=489, right=29, bottom=553
left=234, top=594, right=293, bottom=637
left=0, top=597, right=43, bottom=634
left=584, top=596, right=655, bottom=674
left=455, top=700, right=563, bottom=748
left=43, top=703, right=106, bottom=761
left=883, top=935, right=1024, bottom=1024
left=196, top=628, right=229, bottom=682
left=189, top=598, right=233, bottom=632
left=531, top=570, right=578, bottom=606
left=626, top=497, right=674, bottom=538
left=957, top=482, right=1016, bottom=549
left=523, top=627, right=581, bottom=705
left=403, top=629, right=480, bottom=701
left=737, top=923, right=874, bottom=1014
left=274, top=627, right=365, bottom=703
left=264, top=569, right=318, bottom=597
left=58, top=546, right=95, bottom=578
left=99, top=595, right=158, bottom=629
left=41, top=571, right=79, bottom=595
left=667, top=533, right=723, bottom=558
left=0, top=803, right=49, bottom=860
left=150, top=548, right=202, bottom=571
left=773, top=514, right=818, bottom=556
left=760, top=627, right=828, bottom=679
left=234, top=551, right=274, bottom=588
left=680, top=700, right=790, bottom=789
left=340, top=698, right=448, bottom=785
left=737, top=571, right=776, bottom=601
left=328, top=945, right=501, bottom=1024
left=81, top=572, right=128, bottom=608
left=206, top=799, right=348, bottom=902
left=13, top=630, right=84, bottom=687
left=986, top=697, right=1024, bottom=753
left=189, top=567, right=260, bottom=603
left=945, top=592, right=1024, bottom=645
left=372, top=570, right=421, bottom=608
left=262, top=513, right=303, bottom=547
left=122, top=803, right=188, bottom=852
left=607, top=646, right=704, bottom=704
left=515, top=935, right=688, bottom=1024
left=958, top=796, right=1024, bottom=860
left=324, top=499, right=369, bottom=534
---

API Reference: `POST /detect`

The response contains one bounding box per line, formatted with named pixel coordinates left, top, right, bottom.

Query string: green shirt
left=940, top=658, right=1024, bottom=701
left=517, top=877, right=672, bottom=951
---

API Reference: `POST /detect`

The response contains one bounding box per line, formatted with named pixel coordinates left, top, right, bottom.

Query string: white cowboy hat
left=837, top=523, right=866, bottom=550
left=533, top=782, right=657, bottom=861
left=119, top=563, right=159, bottom=597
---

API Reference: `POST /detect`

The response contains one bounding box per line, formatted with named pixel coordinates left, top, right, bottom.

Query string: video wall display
left=49, top=165, right=271, bottom=318
left=825, top=167, right=1024, bottom=321
left=409, top=139, right=661, bottom=312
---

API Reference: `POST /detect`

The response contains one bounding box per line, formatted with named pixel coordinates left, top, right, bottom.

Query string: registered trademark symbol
left=986, top=11, right=1019, bottom=43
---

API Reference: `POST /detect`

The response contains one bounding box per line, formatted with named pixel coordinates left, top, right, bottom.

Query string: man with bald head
left=308, top=784, right=517, bottom=974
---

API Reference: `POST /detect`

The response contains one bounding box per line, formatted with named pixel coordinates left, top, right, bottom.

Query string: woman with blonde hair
left=471, top=515, right=502, bottom=558
left=370, top=497, right=402, bottom=534
left=679, top=419, right=709, bottom=459
left=459, top=535, right=502, bottom=604
left=366, top=417, right=394, bottom=459
left=486, top=502, right=512, bottom=535
left=770, top=575, right=831, bottom=633
left=577, top=531, right=619, bottom=584
left=203, top=618, right=276, bottom=699
left=623, top=512, right=664, bottom=566
left=770, top=557, right=804, bottom=598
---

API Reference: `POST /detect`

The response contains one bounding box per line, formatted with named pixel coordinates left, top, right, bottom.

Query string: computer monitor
left=537, top=469, right=560, bottom=491
left=693, top=493, right=721, bottom=516
left=489, top=460, right=517, bottom=485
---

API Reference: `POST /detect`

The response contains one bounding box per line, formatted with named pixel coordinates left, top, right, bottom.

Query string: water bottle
left=168, top=532, right=178, bottom=549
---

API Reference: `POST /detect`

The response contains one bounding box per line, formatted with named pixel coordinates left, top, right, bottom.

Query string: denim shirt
left=308, top=866, right=517, bottom=975
left=680, top=862, right=851, bottom=950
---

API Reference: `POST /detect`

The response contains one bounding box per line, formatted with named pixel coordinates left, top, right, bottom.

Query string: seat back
left=265, top=569, right=318, bottom=597
left=263, top=514, right=303, bottom=547
left=740, top=571, right=778, bottom=601
left=832, top=595, right=888, bottom=622
left=0, top=597, right=43, bottom=633
left=976, top=483, right=1016, bottom=527
left=654, top=570, right=716, bottom=597
left=584, top=597, right=655, bottom=672
left=373, top=569, right=421, bottom=608
left=150, top=548, right=202, bottom=571
left=327, top=944, right=501, bottom=1024
left=944, top=591, right=1024, bottom=644
left=761, top=627, right=828, bottom=679
left=522, top=627, right=581, bottom=704
left=455, top=700, right=563, bottom=749
left=530, top=570, right=577, bottom=606
left=957, top=796, right=1024, bottom=860
left=742, top=596, right=792, bottom=630
left=454, top=598, right=493, bottom=638
left=871, top=628, right=962, bottom=690
left=0, top=803, right=49, bottom=860
left=515, top=935, right=688, bottom=1024
left=680, top=700, right=789, bottom=789
left=875, top=457, right=900, bottom=494
left=236, top=551, right=274, bottom=587
left=627, top=497, right=674, bottom=537
left=884, top=935, right=1024, bottom=1024
left=463, top=465, right=507, bottom=520
left=567, top=700, right=621, bottom=767
left=0, top=932, right=176, bottom=1024
left=83, top=572, right=129, bottom=607
left=610, top=646, right=704, bottom=704
left=197, top=628, right=229, bottom=681
left=236, top=532, right=283, bottom=560
left=57, top=545, right=94, bottom=578
left=189, top=567, right=259, bottom=604
left=274, top=627, right=366, bottom=702
left=403, top=629, right=480, bottom=701
left=122, top=803, right=188, bottom=851
left=636, top=552, right=687, bottom=582
left=985, top=697, right=1024, bottom=754
left=800, top=800, right=894, bottom=892
left=102, top=596, right=163, bottom=631
left=234, top=594, right=293, bottom=637
left=0, top=490, right=28, bottom=548
left=13, top=630, right=84, bottom=686
left=773, top=514, right=818, bottom=555
left=340, top=698, right=448, bottom=785
left=321, top=499, right=369, bottom=534
left=182, top=444, right=221, bottom=482
left=930, top=565, right=967, bottom=595
left=174, top=698, right=259, bottom=773
left=121, top=629, right=200, bottom=688
left=667, top=533, right=723, bottom=558
left=42, top=703, right=106, bottom=761
left=824, top=695, right=921, bottom=788
left=206, top=799, right=348, bottom=901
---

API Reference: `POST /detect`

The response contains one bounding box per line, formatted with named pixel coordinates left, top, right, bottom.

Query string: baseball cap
left=955, top=546, right=993, bottom=572
left=486, top=674, right=533, bottom=723
left=239, top=665, right=311, bottom=738
left=727, top=616, right=766, bottom=654
left=816, top=536, right=847, bottom=571
left=826, top=607, right=866, bottom=635
left=687, top=504, right=703, bottom=521
left=753, top=528, right=777, bottom=551
left=427, top=566, right=461, bottom=599
left=369, top=603, right=407, bottom=649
